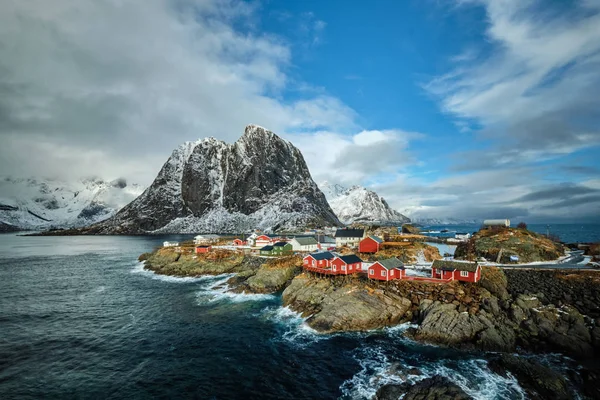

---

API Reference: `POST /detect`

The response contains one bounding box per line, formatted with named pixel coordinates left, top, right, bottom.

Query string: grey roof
left=293, top=236, right=318, bottom=245
left=367, top=235, right=384, bottom=243
left=335, top=228, right=365, bottom=238
left=260, top=245, right=274, bottom=251
left=432, top=260, right=478, bottom=272
left=318, top=235, right=336, bottom=244
left=339, top=254, right=363, bottom=264
left=309, top=251, right=335, bottom=261
left=377, top=258, right=404, bottom=270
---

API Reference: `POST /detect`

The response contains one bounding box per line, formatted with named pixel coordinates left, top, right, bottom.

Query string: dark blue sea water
left=0, top=233, right=578, bottom=399
left=421, top=223, right=600, bottom=243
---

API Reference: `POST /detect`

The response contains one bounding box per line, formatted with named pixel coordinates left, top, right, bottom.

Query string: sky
left=1, top=0, right=599, bottom=222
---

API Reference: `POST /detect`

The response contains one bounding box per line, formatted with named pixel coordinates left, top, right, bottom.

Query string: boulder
left=487, top=354, right=574, bottom=400
left=375, top=376, right=471, bottom=400
left=282, top=275, right=412, bottom=333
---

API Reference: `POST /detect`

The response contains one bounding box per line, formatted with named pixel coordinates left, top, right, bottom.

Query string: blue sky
left=1, top=0, right=599, bottom=221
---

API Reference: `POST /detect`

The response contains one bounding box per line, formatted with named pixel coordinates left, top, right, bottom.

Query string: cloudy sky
left=1, top=0, right=599, bottom=222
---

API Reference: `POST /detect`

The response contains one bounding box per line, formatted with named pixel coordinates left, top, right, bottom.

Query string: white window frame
left=312, top=260, right=315, bottom=266
left=333, top=266, right=337, bottom=271
left=460, top=270, right=469, bottom=277
left=381, top=270, right=387, bottom=277
left=369, top=269, right=374, bottom=275
left=391, top=270, right=394, bottom=276
left=341, top=265, right=346, bottom=271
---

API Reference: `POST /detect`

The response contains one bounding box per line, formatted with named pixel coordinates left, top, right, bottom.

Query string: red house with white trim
left=254, top=235, right=273, bottom=248
left=195, top=245, right=211, bottom=254
left=359, top=235, right=384, bottom=253
left=331, top=254, right=363, bottom=275
left=303, top=251, right=336, bottom=269
left=232, top=238, right=246, bottom=246
left=368, top=258, right=405, bottom=281
left=431, top=260, right=481, bottom=283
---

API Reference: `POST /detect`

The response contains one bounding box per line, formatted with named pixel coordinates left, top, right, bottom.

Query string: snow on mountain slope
left=0, top=177, right=143, bottom=229
left=76, top=125, right=341, bottom=234
left=320, top=181, right=410, bottom=225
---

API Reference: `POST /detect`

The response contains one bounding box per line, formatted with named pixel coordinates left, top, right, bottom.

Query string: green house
left=260, top=245, right=274, bottom=256
left=272, top=241, right=293, bottom=256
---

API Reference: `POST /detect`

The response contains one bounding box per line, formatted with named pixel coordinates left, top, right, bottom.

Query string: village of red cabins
left=192, top=231, right=482, bottom=284
left=301, top=234, right=481, bottom=283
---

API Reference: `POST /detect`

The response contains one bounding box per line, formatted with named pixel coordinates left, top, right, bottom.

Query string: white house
left=163, top=241, right=179, bottom=247
left=334, top=228, right=365, bottom=247
left=194, top=234, right=219, bottom=245
left=290, top=236, right=319, bottom=252
left=455, top=232, right=471, bottom=241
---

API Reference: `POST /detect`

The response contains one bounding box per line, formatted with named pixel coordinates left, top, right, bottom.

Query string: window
left=391, top=270, right=394, bottom=276
left=381, top=270, right=386, bottom=277
left=333, top=266, right=337, bottom=271
left=369, top=270, right=374, bottom=275
left=312, top=260, right=315, bottom=266
left=342, top=266, right=346, bottom=271
left=460, top=270, right=469, bottom=277
left=304, top=259, right=308, bottom=264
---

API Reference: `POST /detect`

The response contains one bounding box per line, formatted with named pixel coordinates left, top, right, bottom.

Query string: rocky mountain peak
left=83, top=126, right=340, bottom=234
left=319, top=181, right=410, bottom=225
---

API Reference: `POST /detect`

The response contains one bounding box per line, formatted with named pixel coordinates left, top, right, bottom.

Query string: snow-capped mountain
left=78, top=125, right=341, bottom=234
left=320, top=181, right=410, bottom=225
left=0, top=177, right=144, bottom=230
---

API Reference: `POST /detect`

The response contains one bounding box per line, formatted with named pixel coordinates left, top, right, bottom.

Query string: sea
left=0, top=232, right=594, bottom=399
left=420, top=223, right=600, bottom=244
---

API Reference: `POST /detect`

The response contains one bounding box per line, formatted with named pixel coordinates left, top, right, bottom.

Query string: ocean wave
left=130, top=261, right=228, bottom=283
left=194, top=275, right=277, bottom=304
left=261, top=306, right=328, bottom=347
left=340, top=346, right=526, bottom=400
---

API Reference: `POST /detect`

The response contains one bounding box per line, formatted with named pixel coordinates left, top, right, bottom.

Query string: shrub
left=517, top=222, right=527, bottom=229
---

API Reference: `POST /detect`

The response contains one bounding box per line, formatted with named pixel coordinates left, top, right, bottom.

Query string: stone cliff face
left=83, top=125, right=341, bottom=234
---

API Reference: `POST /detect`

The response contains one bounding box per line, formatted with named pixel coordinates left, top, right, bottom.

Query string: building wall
left=335, top=237, right=362, bottom=247
left=359, top=238, right=379, bottom=253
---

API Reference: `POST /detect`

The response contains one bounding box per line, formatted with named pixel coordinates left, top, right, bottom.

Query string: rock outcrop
left=282, top=274, right=412, bottom=333
left=375, top=376, right=471, bottom=400
left=455, top=227, right=565, bottom=263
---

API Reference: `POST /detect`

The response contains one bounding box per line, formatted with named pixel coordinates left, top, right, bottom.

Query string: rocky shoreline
left=141, top=248, right=600, bottom=398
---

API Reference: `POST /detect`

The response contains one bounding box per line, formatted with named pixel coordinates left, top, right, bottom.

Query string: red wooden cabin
left=195, top=245, right=211, bottom=254
left=254, top=235, right=272, bottom=247
left=431, top=260, right=481, bottom=283
left=233, top=238, right=246, bottom=246
left=359, top=235, right=384, bottom=253
left=303, top=251, right=335, bottom=269
left=368, top=258, right=405, bottom=281
left=331, top=254, right=363, bottom=275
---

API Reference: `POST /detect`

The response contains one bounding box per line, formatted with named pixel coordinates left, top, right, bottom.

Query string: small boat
left=441, top=229, right=449, bottom=233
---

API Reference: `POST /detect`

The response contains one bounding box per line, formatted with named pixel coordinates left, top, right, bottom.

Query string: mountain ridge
left=75, top=125, right=341, bottom=234
left=320, top=181, right=410, bottom=225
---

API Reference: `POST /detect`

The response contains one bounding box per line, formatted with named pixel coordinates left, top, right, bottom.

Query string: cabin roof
left=432, top=260, right=478, bottom=272
left=339, top=254, right=363, bottom=264
left=260, top=245, right=274, bottom=251
left=272, top=241, right=290, bottom=247
left=317, top=235, right=336, bottom=244
left=196, top=245, right=211, bottom=248
left=293, top=236, right=318, bottom=245
left=366, top=235, right=384, bottom=243
left=377, top=257, right=404, bottom=270
left=309, top=251, right=335, bottom=261
left=335, top=228, right=365, bottom=238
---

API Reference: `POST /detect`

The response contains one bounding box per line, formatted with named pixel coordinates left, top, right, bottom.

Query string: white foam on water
left=193, top=275, right=277, bottom=304
left=130, top=261, right=226, bottom=283
left=340, top=345, right=527, bottom=400
left=261, top=306, right=329, bottom=347
left=340, top=345, right=405, bottom=399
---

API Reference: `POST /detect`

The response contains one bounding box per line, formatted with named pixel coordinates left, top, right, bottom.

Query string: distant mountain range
left=319, top=182, right=410, bottom=225
left=0, top=177, right=143, bottom=230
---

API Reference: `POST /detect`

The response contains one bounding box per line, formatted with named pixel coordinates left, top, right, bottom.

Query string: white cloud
left=0, top=0, right=355, bottom=185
